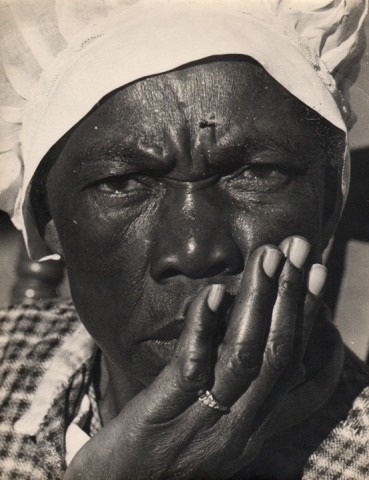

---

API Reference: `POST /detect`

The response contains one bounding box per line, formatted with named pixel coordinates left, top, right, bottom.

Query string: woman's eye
left=245, top=164, right=288, bottom=180
left=228, top=164, right=292, bottom=190
left=95, top=176, right=146, bottom=195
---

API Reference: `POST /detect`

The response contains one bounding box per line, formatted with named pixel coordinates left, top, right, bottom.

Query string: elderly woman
left=0, top=1, right=369, bottom=479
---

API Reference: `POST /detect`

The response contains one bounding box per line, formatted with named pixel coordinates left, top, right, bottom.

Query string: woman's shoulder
left=0, top=299, right=81, bottom=411
left=0, top=300, right=92, bottom=479
left=302, top=349, right=369, bottom=479
left=245, top=345, right=369, bottom=479
left=303, top=384, right=369, bottom=479
left=0, top=299, right=79, bottom=347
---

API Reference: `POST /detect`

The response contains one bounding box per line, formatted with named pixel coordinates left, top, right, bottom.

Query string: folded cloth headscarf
left=0, top=0, right=368, bottom=260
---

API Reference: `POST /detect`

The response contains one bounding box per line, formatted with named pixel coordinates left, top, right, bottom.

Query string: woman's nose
left=150, top=189, right=243, bottom=282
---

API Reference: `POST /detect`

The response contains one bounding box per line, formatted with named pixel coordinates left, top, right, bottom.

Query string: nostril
left=206, top=261, right=230, bottom=277
left=154, top=259, right=241, bottom=283
left=150, top=229, right=244, bottom=282
left=159, top=267, right=183, bottom=282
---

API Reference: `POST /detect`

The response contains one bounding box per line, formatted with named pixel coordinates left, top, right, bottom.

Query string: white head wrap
left=0, top=0, right=368, bottom=260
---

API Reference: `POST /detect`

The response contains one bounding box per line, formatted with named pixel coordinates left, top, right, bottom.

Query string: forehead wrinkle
left=113, top=61, right=271, bottom=173
left=84, top=60, right=318, bottom=177
left=187, top=63, right=270, bottom=155
left=155, top=62, right=261, bottom=171
left=216, top=119, right=295, bottom=155
left=130, top=74, right=194, bottom=166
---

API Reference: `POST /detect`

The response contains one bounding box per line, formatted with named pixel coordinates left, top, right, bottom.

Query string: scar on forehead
left=195, top=114, right=220, bottom=152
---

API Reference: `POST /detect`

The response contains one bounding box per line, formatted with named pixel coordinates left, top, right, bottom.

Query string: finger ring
left=198, top=390, right=229, bottom=413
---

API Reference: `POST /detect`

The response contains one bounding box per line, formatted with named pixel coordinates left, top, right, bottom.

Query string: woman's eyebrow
left=80, top=142, right=154, bottom=163
left=216, top=134, right=298, bottom=162
left=248, top=126, right=305, bottom=154
left=74, top=141, right=173, bottom=173
left=209, top=130, right=311, bottom=174
left=218, top=119, right=303, bottom=154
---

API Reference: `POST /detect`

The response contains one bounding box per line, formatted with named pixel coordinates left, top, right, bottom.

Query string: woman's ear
left=44, top=219, right=64, bottom=257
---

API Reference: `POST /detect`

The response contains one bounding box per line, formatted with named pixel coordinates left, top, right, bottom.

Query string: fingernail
left=207, top=284, right=226, bottom=312
left=262, top=248, right=283, bottom=278
left=279, top=237, right=292, bottom=257
left=288, top=237, right=311, bottom=269
left=308, top=264, right=327, bottom=296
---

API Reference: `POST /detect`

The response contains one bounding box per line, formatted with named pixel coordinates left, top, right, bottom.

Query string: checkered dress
left=0, top=301, right=368, bottom=479
left=0, top=300, right=98, bottom=479
left=303, top=378, right=369, bottom=479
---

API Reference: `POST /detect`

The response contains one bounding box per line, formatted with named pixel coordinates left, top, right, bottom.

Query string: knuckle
left=265, top=335, right=293, bottom=372
left=227, top=342, right=263, bottom=379
left=178, top=358, right=209, bottom=391
left=278, top=279, right=301, bottom=298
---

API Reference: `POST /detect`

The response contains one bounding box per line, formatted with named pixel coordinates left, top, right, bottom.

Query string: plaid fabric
left=303, top=386, right=369, bottom=479
left=243, top=348, right=369, bottom=480
left=302, top=347, right=369, bottom=479
left=0, top=301, right=368, bottom=479
left=0, top=300, right=96, bottom=479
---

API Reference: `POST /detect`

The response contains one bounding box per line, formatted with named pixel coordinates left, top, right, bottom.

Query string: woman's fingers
left=235, top=260, right=328, bottom=449
left=174, top=284, right=225, bottom=392
left=140, top=284, right=225, bottom=421
left=263, top=237, right=310, bottom=374
left=301, top=264, right=327, bottom=352
left=212, top=237, right=311, bottom=411
left=210, top=246, right=284, bottom=407
left=251, top=261, right=305, bottom=409
left=243, top=238, right=310, bottom=404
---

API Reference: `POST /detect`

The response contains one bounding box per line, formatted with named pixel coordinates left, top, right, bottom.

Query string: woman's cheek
left=61, top=195, right=160, bottom=276
left=230, top=192, right=323, bottom=258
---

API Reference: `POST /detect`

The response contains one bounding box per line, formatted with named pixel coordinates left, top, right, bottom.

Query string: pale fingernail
left=288, top=237, right=311, bottom=269
left=207, top=284, right=226, bottom=312
left=308, top=264, right=327, bottom=296
left=262, top=248, right=283, bottom=278
left=279, top=237, right=292, bottom=257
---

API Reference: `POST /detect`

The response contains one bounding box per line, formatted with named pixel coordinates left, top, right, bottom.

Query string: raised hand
left=64, top=236, right=327, bottom=480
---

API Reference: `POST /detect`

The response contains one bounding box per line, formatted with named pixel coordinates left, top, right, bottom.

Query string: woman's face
left=45, top=60, right=331, bottom=386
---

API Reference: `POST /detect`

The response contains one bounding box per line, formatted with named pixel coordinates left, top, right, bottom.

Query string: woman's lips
left=140, top=319, right=184, bottom=363
left=140, top=292, right=235, bottom=365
